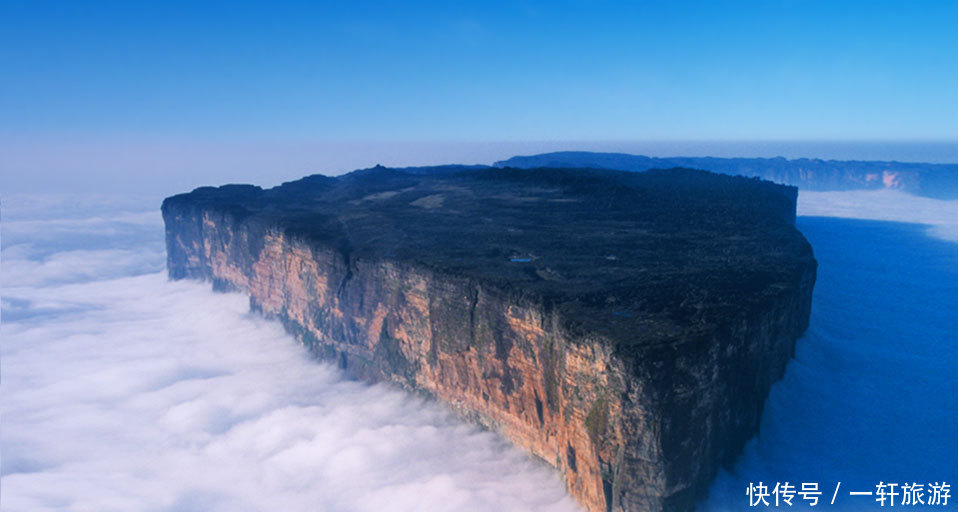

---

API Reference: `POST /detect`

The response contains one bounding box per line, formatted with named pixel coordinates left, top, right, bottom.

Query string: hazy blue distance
left=3, top=1, right=958, bottom=195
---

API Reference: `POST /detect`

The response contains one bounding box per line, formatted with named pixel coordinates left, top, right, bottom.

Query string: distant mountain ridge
left=495, top=151, right=958, bottom=199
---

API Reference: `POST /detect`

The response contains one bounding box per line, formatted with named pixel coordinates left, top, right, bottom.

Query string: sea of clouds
left=798, top=189, right=958, bottom=243
left=3, top=189, right=956, bottom=512
left=0, top=195, right=578, bottom=512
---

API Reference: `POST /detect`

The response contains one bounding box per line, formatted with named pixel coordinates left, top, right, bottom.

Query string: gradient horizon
left=2, top=1, right=957, bottom=193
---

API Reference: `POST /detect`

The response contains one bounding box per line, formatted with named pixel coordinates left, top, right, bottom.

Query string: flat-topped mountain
left=496, top=151, right=958, bottom=198
left=162, top=166, right=817, bottom=512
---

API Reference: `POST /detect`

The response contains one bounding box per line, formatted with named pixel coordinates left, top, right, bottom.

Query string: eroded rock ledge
left=162, top=166, right=817, bottom=512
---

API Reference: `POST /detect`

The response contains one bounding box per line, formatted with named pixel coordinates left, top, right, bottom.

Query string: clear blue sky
left=3, top=0, right=957, bottom=140
left=2, top=1, right=958, bottom=193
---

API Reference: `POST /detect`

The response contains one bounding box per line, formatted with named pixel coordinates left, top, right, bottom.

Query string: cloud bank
left=1, top=196, right=579, bottom=512
left=798, top=189, right=958, bottom=243
left=6, top=188, right=954, bottom=512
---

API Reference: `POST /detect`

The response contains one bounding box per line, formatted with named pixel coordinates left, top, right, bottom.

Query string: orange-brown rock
left=162, top=166, right=817, bottom=511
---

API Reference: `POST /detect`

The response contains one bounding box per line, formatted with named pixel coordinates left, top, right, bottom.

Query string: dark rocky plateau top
left=163, top=165, right=817, bottom=512
left=166, top=165, right=810, bottom=358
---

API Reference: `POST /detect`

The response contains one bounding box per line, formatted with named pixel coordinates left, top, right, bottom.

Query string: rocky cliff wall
left=162, top=167, right=816, bottom=512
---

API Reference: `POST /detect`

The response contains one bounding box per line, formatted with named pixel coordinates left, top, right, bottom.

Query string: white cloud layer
left=1, top=196, right=579, bottom=512
left=798, top=189, right=958, bottom=243
left=5, top=187, right=954, bottom=512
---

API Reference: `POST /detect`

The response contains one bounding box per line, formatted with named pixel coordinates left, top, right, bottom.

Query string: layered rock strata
left=162, top=166, right=817, bottom=512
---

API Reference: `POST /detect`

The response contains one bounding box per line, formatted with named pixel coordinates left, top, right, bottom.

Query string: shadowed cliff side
left=162, top=166, right=817, bottom=512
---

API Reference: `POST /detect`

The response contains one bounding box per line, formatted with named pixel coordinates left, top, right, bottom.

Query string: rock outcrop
left=162, top=166, right=817, bottom=512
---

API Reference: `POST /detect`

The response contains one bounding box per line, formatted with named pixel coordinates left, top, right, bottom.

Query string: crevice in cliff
left=567, top=443, right=578, bottom=473
left=535, top=390, right=544, bottom=426
left=603, top=473, right=614, bottom=512
left=468, top=285, right=479, bottom=348
left=336, top=220, right=355, bottom=300
left=337, top=269, right=353, bottom=300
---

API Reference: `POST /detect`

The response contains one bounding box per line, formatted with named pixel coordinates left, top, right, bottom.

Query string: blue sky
left=4, top=0, right=957, bottom=140
left=2, top=1, right=957, bottom=192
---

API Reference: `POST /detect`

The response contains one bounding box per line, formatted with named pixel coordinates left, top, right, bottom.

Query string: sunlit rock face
left=162, top=166, right=817, bottom=512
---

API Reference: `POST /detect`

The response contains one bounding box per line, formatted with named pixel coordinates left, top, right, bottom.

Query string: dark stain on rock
left=535, top=390, right=544, bottom=426
left=567, top=443, right=578, bottom=473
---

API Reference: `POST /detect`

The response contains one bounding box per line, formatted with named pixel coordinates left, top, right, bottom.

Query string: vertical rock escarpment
left=162, top=166, right=816, bottom=512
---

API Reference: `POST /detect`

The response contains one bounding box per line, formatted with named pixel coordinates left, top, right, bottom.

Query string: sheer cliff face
left=162, top=167, right=817, bottom=512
